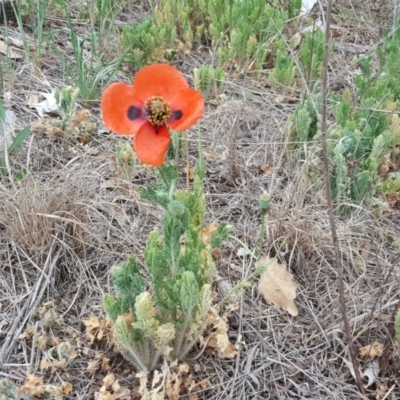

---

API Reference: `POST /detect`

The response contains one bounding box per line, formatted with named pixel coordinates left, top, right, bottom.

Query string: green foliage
left=103, top=258, right=146, bottom=323
left=10, top=0, right=60, bottom=73
left=120, top=0, right=294, bottom=70
left=376, top=174, right=400, bottom=195
left=291, top=93, right=322, bottom=143
left=299, top=29, right=325, bottom=83
left=269, top=50, right=295, bottom=95
left=194, top=66, right=225, bottom=98
left=0, top=101, right=30, bottom=180
left=396, top=307, right=400, bottom=346
left=121, top=19, right=177, bottom=67
left=210, top=0, right=287, bottom=69
left=0, top=378, right=17, bottom=400
left=61, top=25, right=123, bottom=102
left=289, top=23, right=400, bottom=214
left=104, top=162, right=231, bottom=371
left=288, top=0, right=301, bottom=18
left=54, top=86, right=79, bottom=133
left=115, top=142, right=135, bottom=181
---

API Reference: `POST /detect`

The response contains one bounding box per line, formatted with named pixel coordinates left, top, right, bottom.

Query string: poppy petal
left=133, top=122, right=171, bottom=166
left=133, top=64, right=189, bottom=104
left=168, top=88, right=204, bottom=131
left=101, top=82, right=145, bottom=135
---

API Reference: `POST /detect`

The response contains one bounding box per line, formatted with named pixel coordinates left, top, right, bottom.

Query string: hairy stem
left=320, top=0, right=365, bottom=393
left=257, top=211, right=266, bottom=260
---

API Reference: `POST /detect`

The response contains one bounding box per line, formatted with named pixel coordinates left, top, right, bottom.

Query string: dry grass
left=1, top=0, right=400, bottom=399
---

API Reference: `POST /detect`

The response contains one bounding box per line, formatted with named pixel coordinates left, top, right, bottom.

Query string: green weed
left=289, top=23, right=400, bottom=214
left=0, top=101, right=31, bottom=181
left=61, top=25, right=124, bottom=103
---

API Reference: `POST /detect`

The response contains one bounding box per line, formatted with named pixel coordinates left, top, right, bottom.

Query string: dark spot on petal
left=127, top=105, right=141, bottom=120
left=171, top=110, right=183, bottom=120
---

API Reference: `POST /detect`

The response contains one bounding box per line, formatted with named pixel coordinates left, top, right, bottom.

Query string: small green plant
left=103, top=161, right=232, bottom=371
left=269, top=50, right=295, bottom=95
left=194, top=65, right=225, bottom=99
left=121, top=0, right=297, bottom=71
left=299, top=29, right=325, bottom=85
left=115, top=142, right=136, bottom=181
left=90, top=0, right=124, bottom=55
left=61, top=26, right=123, bottom=102
left=54, top=86, right=80, bottom=133
left=121, top=19, right=177, bottom=67
left=395, top=307, right=400, bottom=345
left=0, top=378, right=17, bottom=400
left=210, top=0, right=288, bottom=70
left=0, top=101, right=30, bottom=180
left=11, top=0, right=59, bottom=74
left=289, top=23, right=400, bottom=214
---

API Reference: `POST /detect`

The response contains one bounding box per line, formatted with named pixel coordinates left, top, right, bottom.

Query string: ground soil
left=0, top=1, right=400, bottom=399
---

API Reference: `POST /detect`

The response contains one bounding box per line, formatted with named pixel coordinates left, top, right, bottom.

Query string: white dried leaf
left=30, top=91, right=59, bottom=117
left=300, top=0, right=317, bottom=16
left=237, top=247, right=251, bottom=257
left=362, top=361, right=379, bottom=388
left=0, top=110, right=16, bottom=150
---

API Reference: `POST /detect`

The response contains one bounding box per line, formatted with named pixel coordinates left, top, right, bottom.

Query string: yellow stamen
left=143, top=96, right=172, bottom=127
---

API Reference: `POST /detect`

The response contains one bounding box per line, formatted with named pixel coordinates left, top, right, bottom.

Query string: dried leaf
left=201, top=307, right=237, bottom=358
left=362, top=361, right=380, bottom=388
left=18, top=324, right=34, bottom=340
left=300, top=0, right=317, bottom=16
left=29, top=91, right=58, bottom=117
left=63, top=382, right=73, bottom=395
left=359, top=341, right=384, bottom=359
left=179, top=364, right=190, bottom=374
left=40, top=358, right=66, bottom=372
left=257, top=256, right=299, bottom=316
left=237, top=247, right=252, bottom=257
left=190, top=378, right=211, bottom=392
left=183, top=165, right=195, bottom=180
left=101, top=355, right=111, bottom=372
left=82, top=316, right=112, bottom=344
left=256, top=164, right=274, bottom=175
left=102, top=373, right=116, bottom=388
left=112, top=380, right=121, bottom=393
left=0, top=40, right=24, bottom=59
left=114, top=386, right=131, bottom=400
left=200, top=223, right=218, bottom=246
left=19, top=373, right=46, bottom=397
left=87, top=358, right=99, bottom=374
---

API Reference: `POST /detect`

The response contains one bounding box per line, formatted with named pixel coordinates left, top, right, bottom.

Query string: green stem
left=257, top=211, right=266, bottom=260
left=228, top=235, right=257, bottom=259
left=215, top=265, right=265, bottom=308
left=172, top=306, right=193, bottom=360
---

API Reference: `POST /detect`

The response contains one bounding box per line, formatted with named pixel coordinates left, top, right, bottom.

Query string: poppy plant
left=101, top=64, right=204, bottom=166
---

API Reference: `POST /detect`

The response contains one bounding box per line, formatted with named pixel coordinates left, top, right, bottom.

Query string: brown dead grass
left=1, top=1, right=400, bottom=399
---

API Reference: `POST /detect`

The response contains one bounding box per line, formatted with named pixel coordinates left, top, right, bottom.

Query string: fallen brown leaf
left=201, top=307, right=237, bottom=359
left=257, top=256, right=299, bottom=316
left=256, top=164, right=274, bottom=175
left=18, top=373, right=46, bottom=397
left=102, top=373, right=116, bottom=388
left=82, top=316, right=112, bottom=344
left=200, top=223, right=219, bottom=246
left=359, top=341, right=384, bottom=359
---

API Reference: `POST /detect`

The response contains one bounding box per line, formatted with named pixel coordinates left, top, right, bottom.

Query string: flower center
left=143, top=96, right=172, bottom=127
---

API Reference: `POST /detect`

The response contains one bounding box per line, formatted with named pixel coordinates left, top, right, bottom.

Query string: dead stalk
left=320, top=0, right=365, bottom=393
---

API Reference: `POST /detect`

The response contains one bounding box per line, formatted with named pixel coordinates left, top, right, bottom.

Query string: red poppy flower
left=101, top=64, right=204, bottom=166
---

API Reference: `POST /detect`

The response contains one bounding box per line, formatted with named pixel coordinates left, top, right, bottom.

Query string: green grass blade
left=8, top=126, right=31, bottom=154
